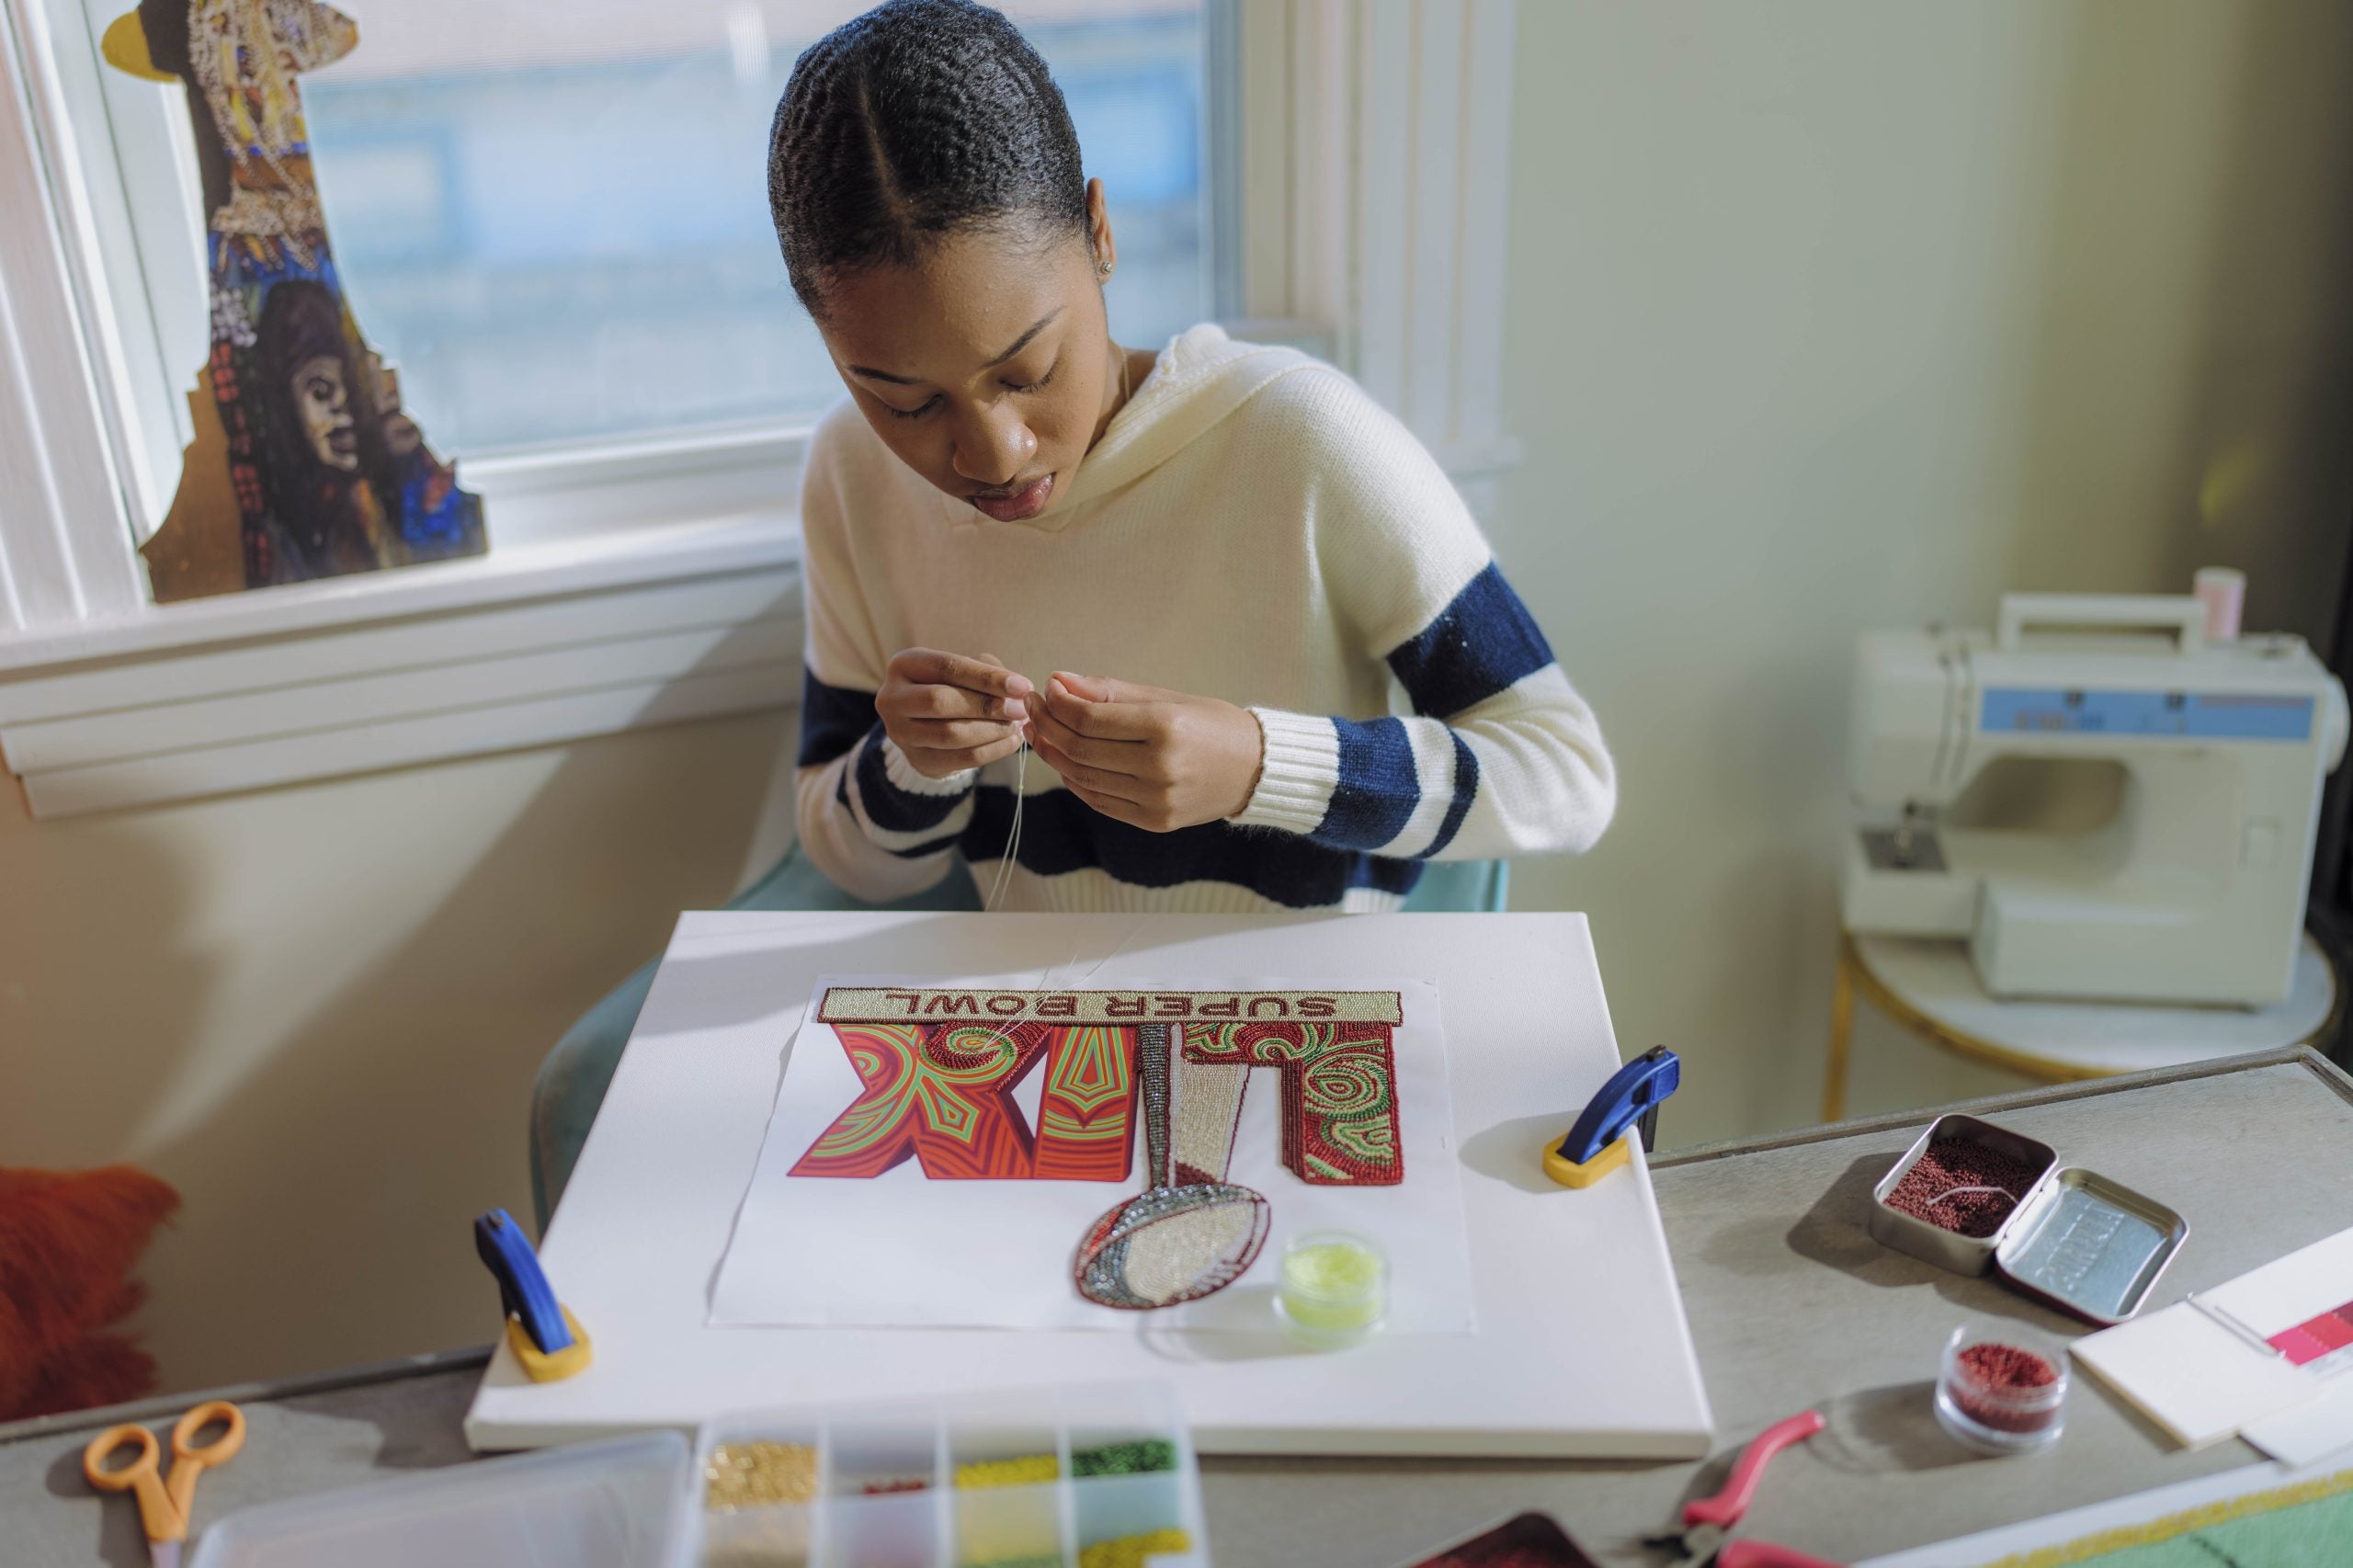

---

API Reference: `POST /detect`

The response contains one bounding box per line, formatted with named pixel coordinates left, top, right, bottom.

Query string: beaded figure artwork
left=790, top=989, right=1406, bottom=1312
left=104, top=0, right=485, bottom=600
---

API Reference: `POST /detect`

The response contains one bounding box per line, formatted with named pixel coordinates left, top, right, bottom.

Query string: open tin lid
left=1992, top=1165, right=2188, bottom=1326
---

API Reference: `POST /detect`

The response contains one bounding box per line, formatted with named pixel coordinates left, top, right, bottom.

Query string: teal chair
left=529, top=848, right=1509, bottom=1226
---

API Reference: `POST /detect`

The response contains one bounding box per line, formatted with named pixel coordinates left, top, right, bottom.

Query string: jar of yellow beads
left=1274, top=1230, right=1387, bottom=1347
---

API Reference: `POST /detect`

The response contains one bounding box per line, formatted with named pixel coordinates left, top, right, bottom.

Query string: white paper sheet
left=710, top=975, right=1477, bottom=1334
left=2198, top=1226, right=2353, bottom=1346
left=2073, top=1301, right=2320, bottom=1449
left=2245, top=1377, right=2353, bottom=1468
left=2073, top=1225, right=2353, bottom=1450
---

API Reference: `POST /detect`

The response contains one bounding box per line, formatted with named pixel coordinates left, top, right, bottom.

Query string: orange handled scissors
left=83, top=1400, right=246, bottom=1568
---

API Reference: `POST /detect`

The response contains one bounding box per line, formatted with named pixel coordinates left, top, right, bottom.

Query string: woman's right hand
left=877, top=649, right=1032, bottom=778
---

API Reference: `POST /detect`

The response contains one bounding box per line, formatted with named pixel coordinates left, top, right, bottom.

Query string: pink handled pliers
left=1646, top=1412, right=1845, bottom=1568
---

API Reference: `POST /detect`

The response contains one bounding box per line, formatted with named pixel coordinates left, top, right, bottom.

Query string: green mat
left=1984, top=1469, right=2353, bottom=1567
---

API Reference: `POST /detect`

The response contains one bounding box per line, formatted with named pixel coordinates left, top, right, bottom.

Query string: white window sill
left=0, top=514, right=801, bottom=819
left=0, top=426, right=1522, bottom=821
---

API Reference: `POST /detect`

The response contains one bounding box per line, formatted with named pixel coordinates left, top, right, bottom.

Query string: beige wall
left=1494, top=0, right=2353, bottom=1142
left=0, top=712, right=784, bottom=1393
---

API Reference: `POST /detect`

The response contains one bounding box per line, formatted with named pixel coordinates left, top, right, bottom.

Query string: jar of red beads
left=1935, top=1323, right=2068, bottom=1454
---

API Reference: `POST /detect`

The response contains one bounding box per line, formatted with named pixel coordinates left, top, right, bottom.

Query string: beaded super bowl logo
left=791, top=990, right=1407, bottom=1310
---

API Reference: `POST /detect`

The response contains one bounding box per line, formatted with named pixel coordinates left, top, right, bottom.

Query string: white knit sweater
left=794, top=324, right=1615, bottom=912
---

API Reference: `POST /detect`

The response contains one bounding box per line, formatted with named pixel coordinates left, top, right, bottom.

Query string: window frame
left=0, top=0, right=1519, bottom=819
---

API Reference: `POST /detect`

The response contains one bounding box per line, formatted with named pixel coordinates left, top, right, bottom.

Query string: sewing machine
left=1843, top=593, right=2349, bottom=1006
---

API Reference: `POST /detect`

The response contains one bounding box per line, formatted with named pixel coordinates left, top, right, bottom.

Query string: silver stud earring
left=1098, top=260, right=1113, bottom=278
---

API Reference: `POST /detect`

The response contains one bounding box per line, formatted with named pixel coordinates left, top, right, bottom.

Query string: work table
left=1210, top=1048, right=2349, bottom=1563
left=4, top=1048, right=2345, bottom=1566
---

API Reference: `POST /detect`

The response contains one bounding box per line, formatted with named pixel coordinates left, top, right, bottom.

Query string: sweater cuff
left=881, top=734, right=977, bottom=797
left=1231, top=708, right=1340, bottom=835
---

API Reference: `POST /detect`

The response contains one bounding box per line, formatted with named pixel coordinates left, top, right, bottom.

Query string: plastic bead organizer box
left=680, top=1381, right=1208, bottom=1568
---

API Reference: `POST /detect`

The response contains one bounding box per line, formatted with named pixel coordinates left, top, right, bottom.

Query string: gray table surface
left=7, top=1048, right=2349, bottom=1567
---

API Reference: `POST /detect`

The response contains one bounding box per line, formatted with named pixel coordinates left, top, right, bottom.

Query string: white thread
left=952, top=915, right=1142, bottom=1062
left=932, top=746, right=1032, bottom=1068
left=982, top=742, right=1028, bottom=913
left=1073, top=920, right=1148, bottom=983
left=1927, top=1184, right=2016, bottom=1210
left=938, top=766, right=1095, bottom=1070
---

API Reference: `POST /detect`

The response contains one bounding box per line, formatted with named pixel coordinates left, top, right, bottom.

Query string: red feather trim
left=0, top=1165, right=180, bottom=1419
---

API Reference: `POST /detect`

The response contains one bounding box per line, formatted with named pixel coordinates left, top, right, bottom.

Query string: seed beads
left=1170, top=1059, right=1249, bottom=1186
left=1070, top=1439, right=1176, bottom=1478
left=1073, top=1186, right=1269, bottom=1309
left=1079, top=1528, right=1194, bottom=1568
left=1183, top=1022, right=1404, bottom=1186
left=1959, top=1342, right=2058, bottom=1390
left=1949, top=1342, right=2064, bottom=1436
left=1885, top=1139, right=2040, bottom=1237
left=703, top=1441, right=818, bottom=1510
left=955, top=1454, right=1059, bottom=1489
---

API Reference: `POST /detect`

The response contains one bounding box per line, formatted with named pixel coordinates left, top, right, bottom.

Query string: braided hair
left=768, top=0, right=1091, bottom=316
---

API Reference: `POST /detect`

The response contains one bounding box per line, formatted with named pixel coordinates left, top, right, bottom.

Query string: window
left=36, top=0, right=1210, bottom=535
left=1, top=0, right=1516, bottom=816
left=303, top=1, right=1207, bottom=454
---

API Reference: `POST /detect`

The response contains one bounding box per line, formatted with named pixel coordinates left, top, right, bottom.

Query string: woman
left=777, top=0, right=1613, bottom=912
left=252, top=278, right=393, bottom=582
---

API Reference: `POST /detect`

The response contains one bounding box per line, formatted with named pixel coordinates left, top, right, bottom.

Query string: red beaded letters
left=791, top=991, right=1405, bottom=1187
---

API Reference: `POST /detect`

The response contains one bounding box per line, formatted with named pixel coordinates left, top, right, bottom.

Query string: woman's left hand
left=1025, top=672, right=1264, bottom=832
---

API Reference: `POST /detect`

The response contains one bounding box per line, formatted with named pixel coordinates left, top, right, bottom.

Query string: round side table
left=1821, top=932, right=2339, bottom=1121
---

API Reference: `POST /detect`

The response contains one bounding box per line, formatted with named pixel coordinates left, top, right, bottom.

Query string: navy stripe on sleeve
left=1317, top=717, right=1422, bottom=851
left=889, top=831, right=967, bottom=859
left=800, top=671, right=881, bottom=767
left=965, top=788, right=1422, bottom=909
left=852, top=731, right=971, bottom=833
left=1420, top=731, right=1481, bottom=858
left=1385, top=562, right=1556, bottom=719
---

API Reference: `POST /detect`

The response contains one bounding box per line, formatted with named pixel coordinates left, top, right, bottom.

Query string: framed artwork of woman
left=105, top=0, right=485, bottom=600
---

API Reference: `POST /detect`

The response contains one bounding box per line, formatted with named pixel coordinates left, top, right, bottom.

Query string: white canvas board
left=710, top=976, right=1475, bottom=1334
left=465, top=912, right=1715, bottom=1459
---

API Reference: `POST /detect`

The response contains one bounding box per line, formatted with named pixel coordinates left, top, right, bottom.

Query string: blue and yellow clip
left=1542, top=1045, right=1681, bottom=1187
left=474, top=1208, right=592, bottom=1382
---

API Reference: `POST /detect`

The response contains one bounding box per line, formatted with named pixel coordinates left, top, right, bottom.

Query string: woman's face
left=292, top=354, right=358, bottom=471
left=813, top=186, right=1121, bottom=524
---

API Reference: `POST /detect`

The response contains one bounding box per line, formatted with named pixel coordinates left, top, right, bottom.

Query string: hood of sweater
left=1006, top=323, right=1318, bottom=528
